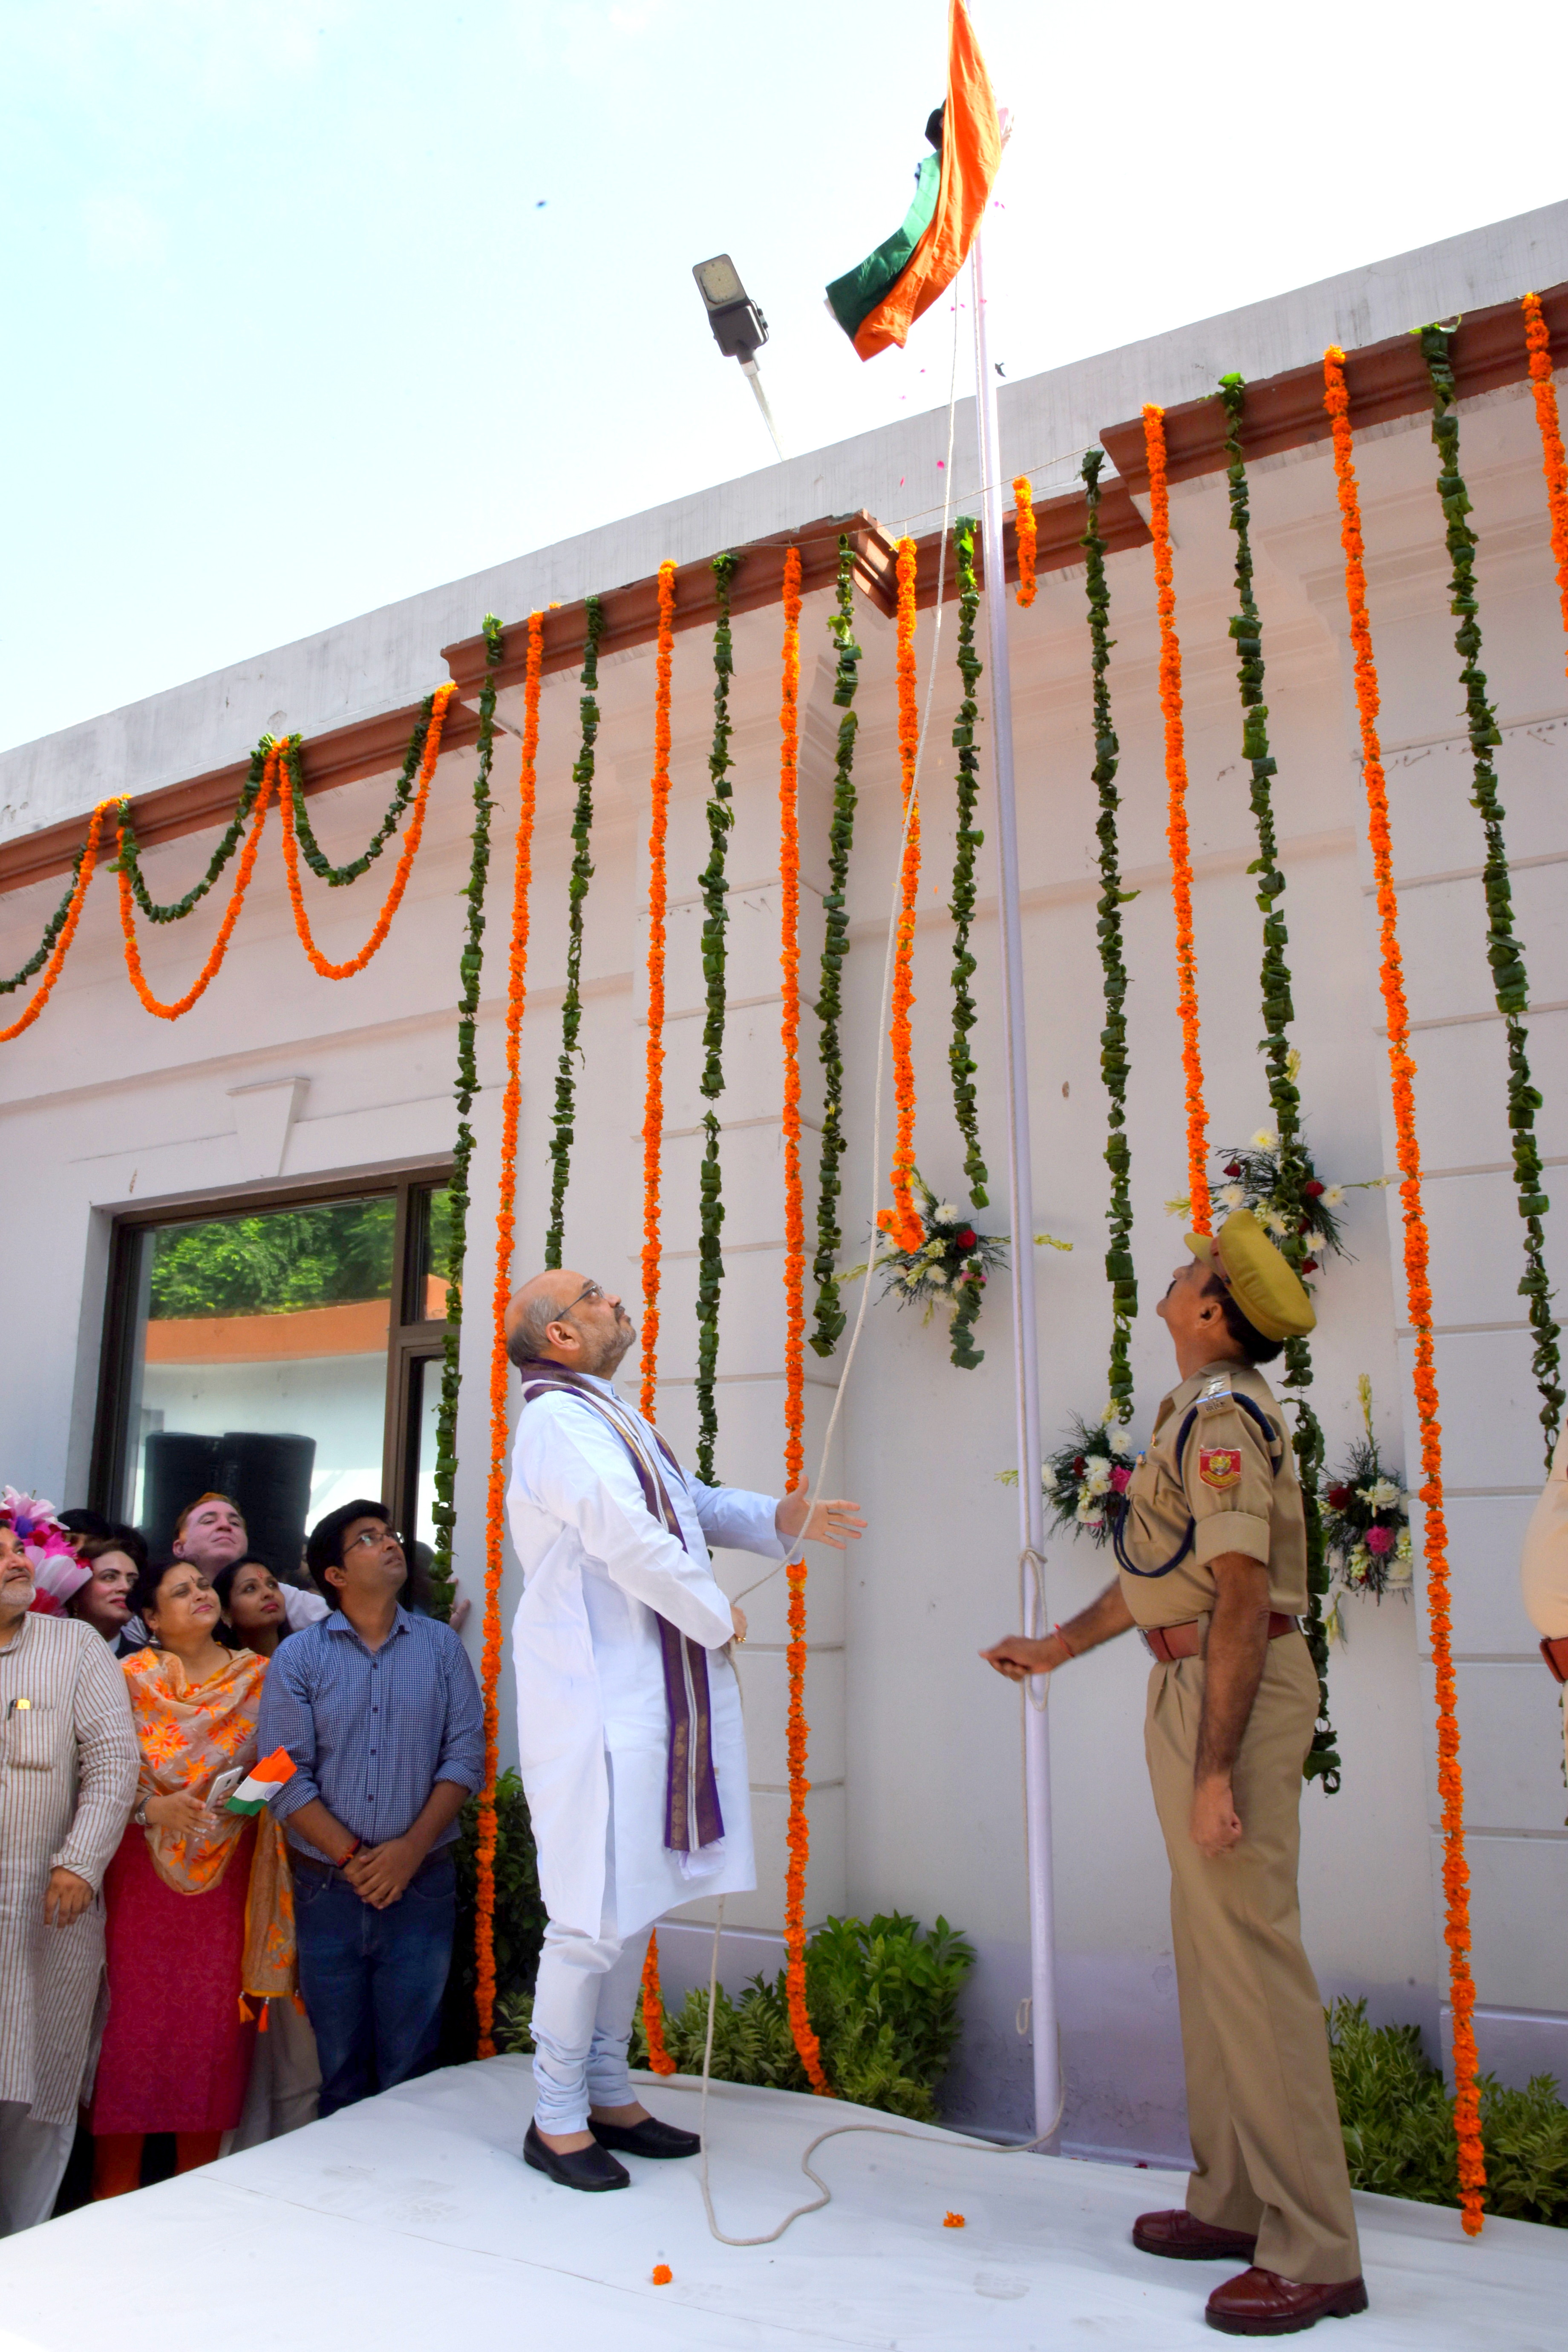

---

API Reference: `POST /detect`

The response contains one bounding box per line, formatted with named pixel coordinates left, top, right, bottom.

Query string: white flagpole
left=969, top=227, right=1061, bottom=2148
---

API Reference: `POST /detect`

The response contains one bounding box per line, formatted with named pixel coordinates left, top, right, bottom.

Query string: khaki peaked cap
left=1185, top=1206, right=1317, bottom=1342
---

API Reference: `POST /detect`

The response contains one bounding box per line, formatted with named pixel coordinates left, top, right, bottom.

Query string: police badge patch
left=1198, top=1447, right=1242, bottom=1491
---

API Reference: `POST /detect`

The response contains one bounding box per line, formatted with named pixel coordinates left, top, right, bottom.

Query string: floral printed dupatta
left=122, top=1647, right=296, bottom=2003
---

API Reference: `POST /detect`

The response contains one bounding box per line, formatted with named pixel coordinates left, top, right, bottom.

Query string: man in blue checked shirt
left=258, top=1500, right=484, bottom=2116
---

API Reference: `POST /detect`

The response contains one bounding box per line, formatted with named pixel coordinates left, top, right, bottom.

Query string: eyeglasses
left=344, top=1526, right=404, bottom=1556
left=556, top=1281, right=607, bottom=1319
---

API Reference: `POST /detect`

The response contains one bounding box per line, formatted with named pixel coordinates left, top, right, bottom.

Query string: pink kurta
left=90, top=1821, right=256, bottom=2135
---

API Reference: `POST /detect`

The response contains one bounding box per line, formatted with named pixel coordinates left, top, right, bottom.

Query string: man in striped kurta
left=0, top=1522, right=138, bottom=2234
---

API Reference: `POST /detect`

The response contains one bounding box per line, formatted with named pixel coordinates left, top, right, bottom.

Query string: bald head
left=505, top=1269, right=634, bottom=1378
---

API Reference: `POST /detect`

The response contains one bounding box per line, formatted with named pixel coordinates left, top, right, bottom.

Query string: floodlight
left=692, top=253, right=784, bottom=460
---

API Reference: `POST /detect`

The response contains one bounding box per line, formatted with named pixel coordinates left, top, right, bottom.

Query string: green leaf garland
left=947, top=518, right=989, bottom=1209
left=1081, top=451, right=1138, bottom=1421
left=544, top=597, right=605, bottom=1270
left=1419, top=325, right=1563, bottom=1464
left=694, top=554, right=741, bottom=1481
left=114, top=749, right=265, bottom=925
left=809, top=538, right=863, bottom=1358
left=0, top=839, right=99, bottom=992
left=1219, top=375, right=1340, bottom=1793
left=282, top=701, right=440, bottom=888
left=428, top=616, right=504, bottom=1620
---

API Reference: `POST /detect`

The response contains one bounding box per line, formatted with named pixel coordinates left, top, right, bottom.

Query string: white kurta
left=506, top=1375, right=783, bottom=1940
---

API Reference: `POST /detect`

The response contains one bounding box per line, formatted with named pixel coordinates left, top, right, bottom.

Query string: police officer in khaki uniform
left=985, top=1211, right=1367, bottom=2338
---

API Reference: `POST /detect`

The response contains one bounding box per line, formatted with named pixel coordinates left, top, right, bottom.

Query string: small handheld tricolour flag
left=825, top=0, right=1001, bottom=361
left=225, top=1748, right=297, bottom=1815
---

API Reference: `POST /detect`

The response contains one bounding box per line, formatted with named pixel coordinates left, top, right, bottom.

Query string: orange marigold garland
left=1142, top=406, right=1211, bottom=1233
left=885, top=536, right=923, bottom=1254
left=119, top=749, right=275, bottom=1020
left=640, top=1932, right=677, bottom=2075
left=779, top=547, right=807, bottom=1496
left=776, top=546, right=828, bottom=2092
left=474, top=618, right=542, bottom=2058
left=639, top=561, right=677, bottom=1421
left=0, top=799, right=117, bottom=1043
left=635, top=562, right=678, bottom=2062
left=1324, top=348, right=1486, bottom=2233
left=1012, top=475, right=1037, bottom=607
left=278, top=684, right=455, bottom=980
left=1522, top=292, right=1568, bottom=669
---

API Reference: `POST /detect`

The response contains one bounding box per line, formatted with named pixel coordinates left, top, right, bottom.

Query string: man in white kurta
left=503, top=1270, right=862, bottom=2192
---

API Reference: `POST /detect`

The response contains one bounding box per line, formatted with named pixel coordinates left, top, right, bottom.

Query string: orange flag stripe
left=852, top=1, right=1001, bottom=361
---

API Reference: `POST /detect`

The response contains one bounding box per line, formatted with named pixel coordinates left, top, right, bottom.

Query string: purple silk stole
left=514, top=1360, right=725, bottom=1858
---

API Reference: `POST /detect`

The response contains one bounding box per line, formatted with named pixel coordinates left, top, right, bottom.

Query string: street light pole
left=970, top=226, right=1061, bottom=2149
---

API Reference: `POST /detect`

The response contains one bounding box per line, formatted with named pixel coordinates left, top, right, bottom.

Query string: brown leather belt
left=1542, top=1634, right=1568, bottom=1685
left=1142, top=1612, right=1297, bottom=1663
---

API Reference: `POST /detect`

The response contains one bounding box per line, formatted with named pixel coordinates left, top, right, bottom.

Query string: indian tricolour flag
left=225, top=1748, right=297, bottom=1815
left=826, top=0, right=1002, bottom=361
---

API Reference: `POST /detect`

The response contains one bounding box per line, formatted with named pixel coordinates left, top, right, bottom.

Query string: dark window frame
left=90, top=1164, right=454, bottom=1541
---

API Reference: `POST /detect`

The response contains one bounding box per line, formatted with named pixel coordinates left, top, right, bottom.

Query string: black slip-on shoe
left=523, top=2119, right=631, bottom=2191
left=589, top=2113, right=702, bottom=2159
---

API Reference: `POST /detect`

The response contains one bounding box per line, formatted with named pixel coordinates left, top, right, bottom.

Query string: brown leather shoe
left=1206, top=2268, right=1369, bottom=2335
left=1133, top=2208, right=1260, bottom=2261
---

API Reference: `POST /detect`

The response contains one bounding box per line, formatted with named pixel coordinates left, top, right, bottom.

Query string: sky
left=4, top=0, right=1564, bottom=752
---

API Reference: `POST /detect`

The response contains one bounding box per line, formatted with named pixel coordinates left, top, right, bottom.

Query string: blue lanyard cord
left=1112, top=1392, right=1283, bottom=1580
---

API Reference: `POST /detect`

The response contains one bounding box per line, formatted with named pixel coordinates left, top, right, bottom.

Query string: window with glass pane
left=112, top=1194, right=398, bottom=1571
left=408, top=1182, right=455, bottom=1322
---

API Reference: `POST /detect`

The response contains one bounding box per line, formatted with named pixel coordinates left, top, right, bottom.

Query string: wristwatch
left=133, top=1795, right=151, bottom=1827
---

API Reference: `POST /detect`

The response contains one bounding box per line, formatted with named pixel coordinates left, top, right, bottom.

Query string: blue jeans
left=293, top=1850, right=455, bottom=2117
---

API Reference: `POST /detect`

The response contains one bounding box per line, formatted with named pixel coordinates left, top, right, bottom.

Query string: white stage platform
left=2, top=2058, right=1562, bottom=2349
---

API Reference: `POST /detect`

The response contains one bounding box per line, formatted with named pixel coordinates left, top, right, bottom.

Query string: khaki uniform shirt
left=1115, top=1360, right=1308, bottom=1627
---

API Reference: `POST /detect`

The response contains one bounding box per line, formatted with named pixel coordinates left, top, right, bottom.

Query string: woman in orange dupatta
left=91, top=1559, right=294, bottom=2197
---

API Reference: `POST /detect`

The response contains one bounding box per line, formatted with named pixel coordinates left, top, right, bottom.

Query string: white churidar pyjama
left=530, top=1789, right=650, bottom=2136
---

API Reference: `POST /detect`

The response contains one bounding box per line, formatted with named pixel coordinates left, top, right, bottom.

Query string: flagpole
left=969, top=228, right=1061, bottom=2149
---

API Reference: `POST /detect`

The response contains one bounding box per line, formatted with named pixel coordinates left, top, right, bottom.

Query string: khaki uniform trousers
left=1144, top=1629, right=1360, bottom=2284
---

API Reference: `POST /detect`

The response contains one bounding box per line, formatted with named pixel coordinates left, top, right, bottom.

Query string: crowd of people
left=0, top=1483, right=482, bottom=2237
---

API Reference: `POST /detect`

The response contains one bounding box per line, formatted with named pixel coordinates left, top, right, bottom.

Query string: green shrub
left=496, top=1909, right=976, bottom=2122
left=443, top=1770, right=548, bottom=2061
left=1328, top=1997, right=1568, bottom=2228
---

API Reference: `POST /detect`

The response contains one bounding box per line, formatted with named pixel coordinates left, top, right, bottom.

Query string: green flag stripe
left=826, top=153, right=941, bottom=343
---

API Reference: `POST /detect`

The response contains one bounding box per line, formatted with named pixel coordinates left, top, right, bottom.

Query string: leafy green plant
left=445, top=1769, right=548, bottom=2061
left=1328, top=1997, right=1568, bottom=2227
left=497, top=1911, right=975, bottom=2123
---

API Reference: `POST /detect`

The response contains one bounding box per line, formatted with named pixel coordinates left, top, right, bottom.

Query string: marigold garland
left=118, top=750, right=275, bottom=1019
left=779, top=545, right=807, bottom=1498
left=1218, top=375, right=1339, bottom=1790
left=429, top=618, right=505, bottom=1620
left=545, top=599, right=606, bottom=1270
left=1012, top=474, right=1037, bottom=607
left=1522, top=293, right=1568, bottom=665
left=639, top=560, right=677, bottom=1421
left=0, top=800, right=116, bottom=1042
left=1419, top=325, right=1562, bottom=1462
left=947, top=518, right=989, bottom=1210
left=277, top=684, right=454, bottom=980
left=777, top=544, right=827, bottom=2092
left=809, top=538, right=863, bottom=1358
left=1324, top=347, right=1485, bottom=2231
left=695, top=553, right=741, bottom=1482
left=1080, top=450, right=1137, bottom=1423
left=640, top=1932, right=677, bottom=2075
left=1143, top=406, right=1211, bottom=1235
left=474, top=612, right=543, bottom=2058
left=886, top=535, right=923, bottom=1254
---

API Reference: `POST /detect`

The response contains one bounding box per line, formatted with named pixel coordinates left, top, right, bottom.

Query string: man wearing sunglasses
left=502, top=1269, right=865, bottom=2193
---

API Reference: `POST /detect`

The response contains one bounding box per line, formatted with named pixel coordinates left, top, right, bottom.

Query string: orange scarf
left=123, top=1647, right=296, bottom=2004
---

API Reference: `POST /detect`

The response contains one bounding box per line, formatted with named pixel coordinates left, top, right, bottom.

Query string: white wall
left=3, top=205, right=1566, bottom=2155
